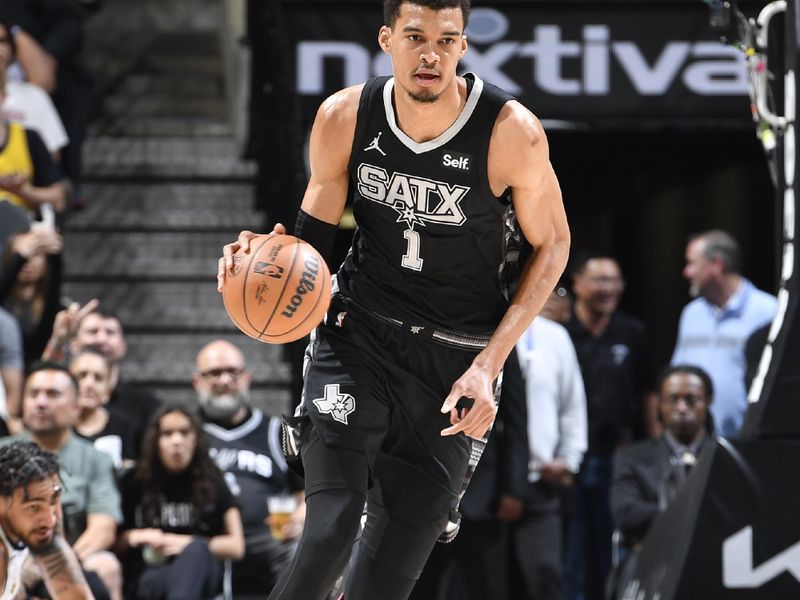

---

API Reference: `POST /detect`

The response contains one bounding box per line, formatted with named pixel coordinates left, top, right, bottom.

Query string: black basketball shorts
left=300, top=294, right=479, bottom=525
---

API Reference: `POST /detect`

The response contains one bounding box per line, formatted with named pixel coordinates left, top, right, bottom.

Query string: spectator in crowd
left=69, top=347, right=139, bottom=471
left=512, top=313, right=587, bottom=600
left=564, top=252, right=658, bottom=600
left=1, top=227, right=64, bottom=368
left=45, top=303, right=161, bottom=448
left=608, top=365, right=714, bottom=599
left=0, top=0, right=91, bottom=205
left=0, top=440, right=94, bottom=599
left=411, top=349, right=529, bottom=600
left=2, top=361, right=123, bottom=600
left=0, top=305, right=23, bottom=428
left=0, top=200, right=30, bottom=253
left=672, top=230, right=777, bottom=438
left=116, top=402, right=245, bottom=600
left=193, top=339, right=304, bottom=595
left=0, top=72, right=65, bottom=214
left=0, top=16, right=68, bottom=160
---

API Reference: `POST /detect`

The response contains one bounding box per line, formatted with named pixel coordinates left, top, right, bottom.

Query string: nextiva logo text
left=296, top=8, right=747, bottom=97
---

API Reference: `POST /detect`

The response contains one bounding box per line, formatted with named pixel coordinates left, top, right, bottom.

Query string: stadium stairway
left=61, top=5, right=292, bottom=413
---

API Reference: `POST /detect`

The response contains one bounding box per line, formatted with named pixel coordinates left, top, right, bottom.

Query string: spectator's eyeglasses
left=199, top=367, right=245, bottom=380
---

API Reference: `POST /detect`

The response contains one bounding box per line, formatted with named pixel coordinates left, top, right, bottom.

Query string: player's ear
left=378, top=26, right=392, bottom=52
left=460, top=35, right=468, bottom=58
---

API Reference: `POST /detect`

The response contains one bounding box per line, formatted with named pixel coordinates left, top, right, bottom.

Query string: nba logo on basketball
left=253, top=261, right=284, bottom=279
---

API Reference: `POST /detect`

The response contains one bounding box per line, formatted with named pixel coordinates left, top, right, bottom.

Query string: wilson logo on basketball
left=253, top=261, right=284, bottom=279
left=281, top=256, right=321, bottom=318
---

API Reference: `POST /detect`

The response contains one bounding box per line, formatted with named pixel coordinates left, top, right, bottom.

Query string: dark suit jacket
left=460, top=347, right=529, bottom=520
left=610, top=434, right=709, bottom=545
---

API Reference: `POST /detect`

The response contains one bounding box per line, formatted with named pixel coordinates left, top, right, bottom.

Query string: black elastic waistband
left=360, top=305, right=492, bottom=351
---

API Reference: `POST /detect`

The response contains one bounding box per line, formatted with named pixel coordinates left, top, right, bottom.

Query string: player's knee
left=304, top=488, right=365, bottom=555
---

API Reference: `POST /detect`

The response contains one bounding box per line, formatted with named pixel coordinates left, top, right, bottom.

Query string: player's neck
left=393, top=77, right=466, bottom=143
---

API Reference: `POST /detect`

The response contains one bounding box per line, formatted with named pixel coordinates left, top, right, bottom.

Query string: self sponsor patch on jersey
left=441, top=150, right=472, bottom=172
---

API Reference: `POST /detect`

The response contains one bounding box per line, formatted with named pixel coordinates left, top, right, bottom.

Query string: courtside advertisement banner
left=279, top=1, right=754, bottom=125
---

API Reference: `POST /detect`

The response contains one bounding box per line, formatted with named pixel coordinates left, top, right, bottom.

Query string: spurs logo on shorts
left=313, top=384, right=356, bottom=425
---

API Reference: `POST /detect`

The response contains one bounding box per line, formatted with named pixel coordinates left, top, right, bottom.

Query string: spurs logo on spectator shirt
left=313, top=384, right=356, bottom=425
left=356, top=163, right=469, bottom=227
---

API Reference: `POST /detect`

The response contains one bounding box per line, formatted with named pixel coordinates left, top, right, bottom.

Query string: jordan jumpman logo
left=364, top=132, right=387, bottom=156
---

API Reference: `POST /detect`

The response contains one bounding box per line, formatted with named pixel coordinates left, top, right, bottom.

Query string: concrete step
left=62, top=281, right=233, bottom=332
left=83, top=136, right=256, bottom=179
left=66, top=182, right=261, bottom=232
left=120, top=332, right=291, bottom=385
left=62, top=231, right=236, bottom=280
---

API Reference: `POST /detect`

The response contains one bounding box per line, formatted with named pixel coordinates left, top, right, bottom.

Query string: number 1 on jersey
left=402, top=228, right=423, bottom=271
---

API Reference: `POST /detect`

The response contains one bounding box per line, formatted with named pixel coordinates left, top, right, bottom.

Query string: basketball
left=221, top=234, right=332, bottom=344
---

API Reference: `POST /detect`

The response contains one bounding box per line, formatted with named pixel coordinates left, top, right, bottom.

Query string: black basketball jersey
left=336, top=73, right=521, bottom=335
left=204, top=410, right=291, bottom=537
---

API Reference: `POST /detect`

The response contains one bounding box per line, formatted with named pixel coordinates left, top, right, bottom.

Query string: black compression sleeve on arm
left=294, top=209, right=338, bottom=263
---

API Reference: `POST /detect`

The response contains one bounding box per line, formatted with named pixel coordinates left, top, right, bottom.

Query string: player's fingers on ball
left=217, top=257, right=226, bottom=291
left=238, top=230, right=255, bottom=252
left=272, top=223, right=287, bottom=235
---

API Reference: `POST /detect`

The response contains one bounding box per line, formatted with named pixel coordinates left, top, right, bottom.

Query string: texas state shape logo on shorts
left=313, top=384, right=356, bottom=425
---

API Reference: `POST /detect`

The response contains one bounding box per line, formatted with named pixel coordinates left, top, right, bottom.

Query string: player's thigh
left=303, top=320, right=391, bottom=445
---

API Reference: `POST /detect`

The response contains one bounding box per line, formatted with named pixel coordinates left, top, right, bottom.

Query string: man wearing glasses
left=192, top=340, right=304, bottom=596
left=564, top=252, right=658, bottom=600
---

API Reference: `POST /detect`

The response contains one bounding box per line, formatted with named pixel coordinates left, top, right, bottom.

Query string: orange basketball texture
left=221, top=234, right=331, bottom=344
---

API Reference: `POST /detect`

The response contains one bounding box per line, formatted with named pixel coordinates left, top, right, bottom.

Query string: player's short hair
left=25, top=360, right=79, bottom=396
left=0, top=440, right=60, bottom=497
left=384, top=0, right=471, bottom=28
left=657, top=364, right=714, bottom=402
left=690, top=230, right=741, bottom=274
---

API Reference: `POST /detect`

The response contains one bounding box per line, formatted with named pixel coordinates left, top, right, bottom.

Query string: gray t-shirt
left=0, top=308, right=23, bottom=418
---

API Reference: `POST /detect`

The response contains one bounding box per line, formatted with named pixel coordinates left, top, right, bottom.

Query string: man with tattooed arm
left=0, top=440, right=93, bottom=599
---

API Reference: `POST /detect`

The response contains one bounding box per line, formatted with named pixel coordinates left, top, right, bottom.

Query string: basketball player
left=0, top=440, right=93, bottom=600
left=218, top=1, right=570, bottom=598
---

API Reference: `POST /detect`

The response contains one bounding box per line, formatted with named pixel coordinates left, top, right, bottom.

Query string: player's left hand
left=439, top=363, right=497, bottom=440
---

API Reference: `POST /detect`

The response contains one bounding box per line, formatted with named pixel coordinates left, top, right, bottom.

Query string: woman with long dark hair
left=116, top=402, right=244, bottom=599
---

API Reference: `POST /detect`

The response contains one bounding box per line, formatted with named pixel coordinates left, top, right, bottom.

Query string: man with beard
left=192, top=340, right=304, bottom=596
left=671, top=230, right=776, bottom=438
left=0, top=439, right=92, bottom=599
left=4, top=363, right=122, bottom=600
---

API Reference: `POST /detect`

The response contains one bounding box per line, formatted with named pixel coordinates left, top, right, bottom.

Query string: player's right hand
left=217, top=224, right=286, bottom=291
